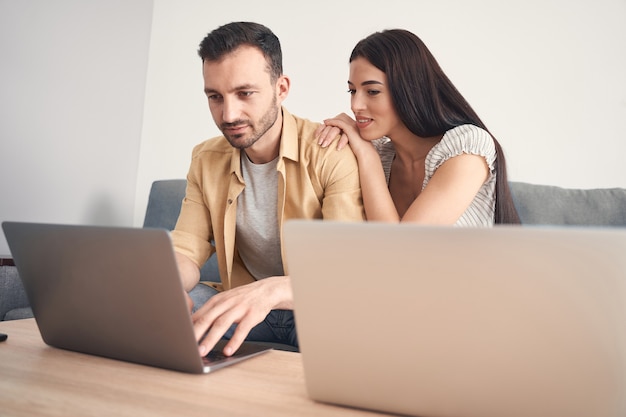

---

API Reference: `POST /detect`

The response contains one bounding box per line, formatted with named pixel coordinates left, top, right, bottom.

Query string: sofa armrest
left=0, top=258, right=33, bottom=320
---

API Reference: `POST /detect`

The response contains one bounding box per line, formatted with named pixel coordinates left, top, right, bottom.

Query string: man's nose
left=221, top=97, right=241, bottom=123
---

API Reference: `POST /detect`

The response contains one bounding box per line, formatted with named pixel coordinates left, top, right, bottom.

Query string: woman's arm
left=400, top=154, right=489, bottom=224
left=318, top=113, right=400, bottom=222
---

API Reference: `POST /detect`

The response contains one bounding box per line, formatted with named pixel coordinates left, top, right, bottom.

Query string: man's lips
left=224, top=124, right=248, bottom=134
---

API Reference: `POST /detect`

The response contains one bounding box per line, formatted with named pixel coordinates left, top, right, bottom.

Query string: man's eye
left=207, top=94, right=222, bottom=101
left=238, top=91, right=253, bottom=97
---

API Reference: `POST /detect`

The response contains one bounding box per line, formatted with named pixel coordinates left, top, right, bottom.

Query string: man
left=172, top=22, right=364, bottom=357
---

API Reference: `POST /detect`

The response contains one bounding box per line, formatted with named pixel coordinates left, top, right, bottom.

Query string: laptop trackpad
left=202, top=339, right=272, bottom=372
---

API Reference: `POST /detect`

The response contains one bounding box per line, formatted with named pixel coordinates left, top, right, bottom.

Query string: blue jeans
left=188, top=283, right=299, bottom=349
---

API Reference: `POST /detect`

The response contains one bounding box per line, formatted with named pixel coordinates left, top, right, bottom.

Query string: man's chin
left=225, top=134, right=254, bottom=149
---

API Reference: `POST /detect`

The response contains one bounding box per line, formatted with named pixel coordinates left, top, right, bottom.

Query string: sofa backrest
left=509, top=181, right=626, bottom=226
left=143, top=179, right=187, bottom=230
left=145, top=179, right=626, bottom=229
left=142, top=179, right=626, bottom=283
left=144, top=179, right=219, bottom=282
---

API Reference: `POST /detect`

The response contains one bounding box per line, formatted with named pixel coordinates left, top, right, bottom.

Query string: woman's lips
left=356, top=118, right=372, bottom=129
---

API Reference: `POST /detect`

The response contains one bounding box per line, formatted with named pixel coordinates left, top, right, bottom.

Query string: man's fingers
left=195, top=312, right=235, bottom=356
left=222, top=329, right=247, bottom=356
left=194, top=304, right=243, bottom=356
left=222, top=316, right=257, bottom=356
left=191, top=299, right=227, bottom=350
left=197, top=327, right=224, bottom=357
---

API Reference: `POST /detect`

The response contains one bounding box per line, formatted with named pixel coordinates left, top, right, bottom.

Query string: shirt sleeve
left=316, top=146, right=366, bottom=222
left=424, top=124, right=496, bottom=189
left=170, top=146, right=215, bottom=269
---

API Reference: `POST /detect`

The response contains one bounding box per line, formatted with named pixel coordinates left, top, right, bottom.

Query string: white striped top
left=373, top=124, right=496, bottom=226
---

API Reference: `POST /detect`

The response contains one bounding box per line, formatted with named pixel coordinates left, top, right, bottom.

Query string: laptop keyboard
left=202, top=349, right=228, bottom=364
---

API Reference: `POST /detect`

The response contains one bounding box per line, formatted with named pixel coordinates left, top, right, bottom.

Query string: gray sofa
left=2, top=180, right=626, bottom=321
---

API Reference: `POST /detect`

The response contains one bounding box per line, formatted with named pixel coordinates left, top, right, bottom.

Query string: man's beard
left=221, top=98, right=279, bottom=150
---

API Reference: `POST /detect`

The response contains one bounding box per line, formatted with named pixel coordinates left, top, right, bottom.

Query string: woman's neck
left=388, top=131, right=442, bottom=166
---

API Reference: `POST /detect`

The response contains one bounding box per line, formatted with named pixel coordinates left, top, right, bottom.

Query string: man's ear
left=276, top=75, right=290, bottom=102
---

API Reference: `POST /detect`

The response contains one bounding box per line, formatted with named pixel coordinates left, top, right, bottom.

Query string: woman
left=317, top=29, right=520, bottom=225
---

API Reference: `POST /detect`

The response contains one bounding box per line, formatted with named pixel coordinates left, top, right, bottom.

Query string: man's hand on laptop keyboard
left=191, top=275, right=293, bottom=357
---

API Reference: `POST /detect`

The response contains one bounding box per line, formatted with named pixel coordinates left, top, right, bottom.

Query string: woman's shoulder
left=440, top=124, right=495, bottom=154
left=426, top=124, right=497, bottom=172
left=429, top=124, right=495, bottom=161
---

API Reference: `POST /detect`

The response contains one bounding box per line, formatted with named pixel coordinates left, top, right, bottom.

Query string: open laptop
left=2, top=221, right=271, bottom=374
left=284, top=220, right=626, bottom=417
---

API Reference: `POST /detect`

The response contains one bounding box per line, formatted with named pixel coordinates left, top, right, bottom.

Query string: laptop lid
left=2, top=221, right=270, bottom=374
left=284, top=220, right=626, bottom=417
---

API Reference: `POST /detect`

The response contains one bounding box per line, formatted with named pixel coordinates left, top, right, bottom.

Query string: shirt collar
left=278, top=107, right=299, bottom=163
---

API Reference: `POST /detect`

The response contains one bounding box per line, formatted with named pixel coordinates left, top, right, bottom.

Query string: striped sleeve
left=424, top=124, right=496, bottom=189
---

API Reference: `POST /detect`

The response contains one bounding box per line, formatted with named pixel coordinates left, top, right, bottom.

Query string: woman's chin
left=359, top=129, right=384, bottom=142
left=359, top=131, right=383, bottom=142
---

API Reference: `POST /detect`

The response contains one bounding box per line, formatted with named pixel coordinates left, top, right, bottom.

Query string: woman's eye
left=367, top=90, right=381, bottom=96
left=347, top=89, right=356, bottom=95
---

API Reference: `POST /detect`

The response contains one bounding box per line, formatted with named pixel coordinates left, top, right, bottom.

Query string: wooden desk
left=0, top=319, right=387, bottom=417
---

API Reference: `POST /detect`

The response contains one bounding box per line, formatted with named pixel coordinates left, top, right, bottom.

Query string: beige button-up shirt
left=172, top=108, right=365, bottom=290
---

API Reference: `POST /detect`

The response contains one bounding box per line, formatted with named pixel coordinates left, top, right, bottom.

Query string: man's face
left=202, top=45, right=285, bottom=150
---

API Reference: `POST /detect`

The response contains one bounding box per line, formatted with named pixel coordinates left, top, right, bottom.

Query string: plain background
left=1, top=0, right=625, bottom=255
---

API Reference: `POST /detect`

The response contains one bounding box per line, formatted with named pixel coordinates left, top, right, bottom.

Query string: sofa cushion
left=510, top=182, right=626, bottom=226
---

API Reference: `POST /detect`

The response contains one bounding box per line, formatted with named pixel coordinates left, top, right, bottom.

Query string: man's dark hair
left=198, top=21, right=283, bottom=82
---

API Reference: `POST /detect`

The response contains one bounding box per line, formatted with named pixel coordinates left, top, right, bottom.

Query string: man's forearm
left=175, top=252, right=201, bottom=291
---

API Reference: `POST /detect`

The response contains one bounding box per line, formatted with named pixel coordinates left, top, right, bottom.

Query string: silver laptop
left=284, top=220, right=626, bottom=417
left=2, top=221, right=271, bottom=374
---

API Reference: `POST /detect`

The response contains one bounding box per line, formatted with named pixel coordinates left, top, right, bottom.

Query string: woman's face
left=348, top=57, right=405, bottom=140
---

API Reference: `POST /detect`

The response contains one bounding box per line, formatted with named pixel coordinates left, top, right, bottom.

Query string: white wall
left=0, top=0, right=153, bottom=255
left=1, top=0, right=625, bottom=256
